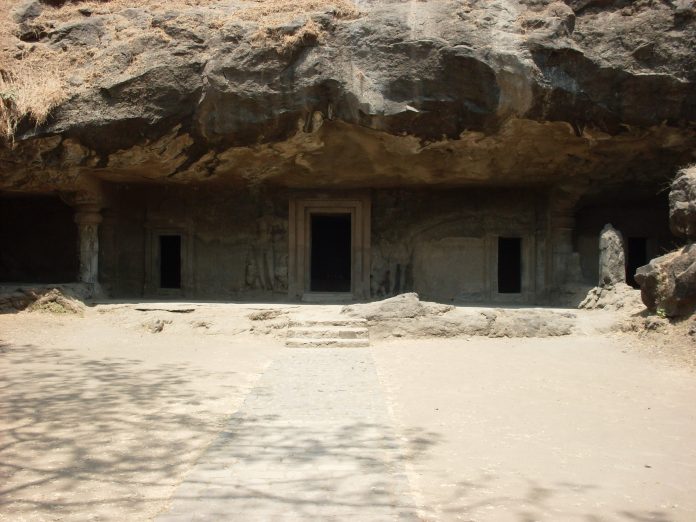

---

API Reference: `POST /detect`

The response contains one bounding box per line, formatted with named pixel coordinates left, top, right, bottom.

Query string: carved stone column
left=551, top=213, right=577, bottom=285
left=74, top=204, right=103, bottom=293
left=548, top=190, right=583, bottom=292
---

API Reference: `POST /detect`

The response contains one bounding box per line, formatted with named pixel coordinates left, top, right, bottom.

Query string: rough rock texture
left=670, top=165, right=696, bottom=239
left=1, top=0, right=695, bottom=198
left=598, top=223, right=626, bottom=286
left=635, top=243, right=696, bottom=317
left=0, top=284, right=89, bottom=312
left=26, top=288, right=85, bottom=314
left=635, top=166, right=696, bottom=318
left=579, top=282, right=643, bottom=311
left=343, top=293, right=575, bottom=338
left=342, top=292, right=453, bottom=320
left=142, top=318, right=172, bottom=333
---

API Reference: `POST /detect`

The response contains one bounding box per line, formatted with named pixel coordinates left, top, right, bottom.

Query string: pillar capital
left=74, top=205, right=103, bottom=226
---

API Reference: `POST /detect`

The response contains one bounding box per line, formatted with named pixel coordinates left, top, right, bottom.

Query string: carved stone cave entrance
left=288, top=194, right=371, bottom=301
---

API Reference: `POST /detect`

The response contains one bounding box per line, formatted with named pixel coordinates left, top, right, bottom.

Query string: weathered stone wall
left=99, top=184, right=289, bottom=299
left=97, top=186, right=550, bottom=302
left=3, top=185, right=676, bottom=305
left=0, top=196, right=78, bottom=283
left=370, top=189, right=545, bottom=303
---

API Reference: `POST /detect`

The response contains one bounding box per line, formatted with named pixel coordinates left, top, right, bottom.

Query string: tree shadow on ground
left=160, top=410, right=442, bottom=520
left=0, top=340, right=444, bottom=521
left=434, top=474, right=673, bottom=522
left=0, top=341, right=245, bottom=520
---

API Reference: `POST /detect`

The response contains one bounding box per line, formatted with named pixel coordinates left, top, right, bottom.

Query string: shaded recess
left=0, top=195, right=78, bottom=283
left=574, top=191, right=675, bottom=285
left=159, top=235, right=182, bottom=289
left=626, top=237, right=647, bottom=289
left=498, top=237, right=522, bottom=294
left=310, top=213, right=352, bottom=293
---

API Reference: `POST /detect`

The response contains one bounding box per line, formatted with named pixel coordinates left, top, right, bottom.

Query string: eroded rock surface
left=342, top=292, right=453, bottom=320
left=670, top=165, right=696, bottom=240
left=1, top=0, right=695, bottom=195
left=635, top=165, right=696, bottom=317
left=598, top=223, right=626, bottom=286
left=343, top=292, right=576, bottom=338
left=579, top=282, right=643, bottom=312
left=636, top=243, right=696, bottom=317
left=0, top=284, right=89, bottom=313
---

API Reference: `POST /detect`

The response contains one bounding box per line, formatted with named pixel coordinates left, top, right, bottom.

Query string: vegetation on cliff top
left=0, top=0, right=359, bottom=141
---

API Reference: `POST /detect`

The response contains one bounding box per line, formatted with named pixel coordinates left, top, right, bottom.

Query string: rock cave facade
left=1, top=0, right=694, bottom=304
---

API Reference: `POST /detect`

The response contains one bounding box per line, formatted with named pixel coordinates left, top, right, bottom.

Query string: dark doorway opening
left=626, top=237, right=647, bottom=289
left=498, top=237, right=522, bottom=294
left=159, top=235, right=181, bottom=289
left=310, top=213, right=352, bottom=292
left=0, top=195, right=78, bottom=283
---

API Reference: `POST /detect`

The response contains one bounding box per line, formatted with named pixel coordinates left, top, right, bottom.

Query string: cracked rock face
left=635, top=243, right=696, bottom=317
left=636, top=167, right=696, bottom=317
left=670, top=166, right=696, bottom=240
left=1, top=0, right=695, bottom=197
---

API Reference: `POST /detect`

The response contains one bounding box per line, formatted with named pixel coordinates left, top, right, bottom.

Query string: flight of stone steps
left=286, top=318, right=370, bottom=348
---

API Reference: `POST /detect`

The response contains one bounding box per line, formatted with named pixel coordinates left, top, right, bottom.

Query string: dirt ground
left=0, top=303, right=285, bottom=521
left=1, top=302, right=695, bottom=521
left=373, top=336, right=696, bottom=522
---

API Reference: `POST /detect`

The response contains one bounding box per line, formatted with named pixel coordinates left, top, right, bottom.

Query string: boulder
left=342, top=293, right=575, bottom=339
left=669, top=165, right=696, bottom=240
left=579, top=282, right=643, bottom=311
left=0, top=284, right=89, bottom=313
left=342, top=292, right=453, bottom=321
left=634, top=166, right=696, bottom=318
left=635, top=243, right=696, bottom=317
left=11, top=0, right=42, bottom=24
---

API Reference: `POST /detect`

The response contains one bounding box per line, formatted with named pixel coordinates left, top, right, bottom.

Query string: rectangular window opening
left=498, top=237, right=522, bottom=294
left=159, top=235, right=182, bottom=289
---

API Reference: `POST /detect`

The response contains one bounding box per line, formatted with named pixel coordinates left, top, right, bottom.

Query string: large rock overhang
left=1, top=0, right=695, bottom=200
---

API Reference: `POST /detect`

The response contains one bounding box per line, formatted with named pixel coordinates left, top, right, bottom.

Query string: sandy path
left=2, top=303, right=695, bottom=521
left=160, top=349, right=416, bottom=521
left=0, top=306, right=283, bottom=521
left=372, top=336, right=696, bottom=522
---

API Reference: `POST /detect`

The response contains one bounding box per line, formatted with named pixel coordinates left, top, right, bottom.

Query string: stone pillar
left=74, top=204, right=103, bottom=293
left=550, top=212, right=582, bottom=289
left=598, top=223, right=626, bottom=286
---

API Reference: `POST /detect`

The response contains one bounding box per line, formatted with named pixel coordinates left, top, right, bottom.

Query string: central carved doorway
left=289, top=194, right=371, bottom=301
left=310, top=213, right=352, bottom=292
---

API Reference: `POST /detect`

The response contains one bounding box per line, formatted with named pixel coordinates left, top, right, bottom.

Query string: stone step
left=289, top=318, right=367, bottom=328
left=287, top=326, right=369, bottom=340
left=286, top=317, right=371, bottom=348
left=301, top=293, right=355, bottom=303
left=285, top=338, right=371, bottom=348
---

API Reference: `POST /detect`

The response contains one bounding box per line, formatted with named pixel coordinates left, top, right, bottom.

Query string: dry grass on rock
left=0, top=54, right=64, bottom=141
left=26, top=288, right=85, bottom=315
left=0, top=0, right=360, bottom=142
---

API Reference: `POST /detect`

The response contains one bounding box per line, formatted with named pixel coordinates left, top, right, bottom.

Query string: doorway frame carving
left=144, top=226, right=192, bottom=297
left=288, top=193, right=371, bottom=300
